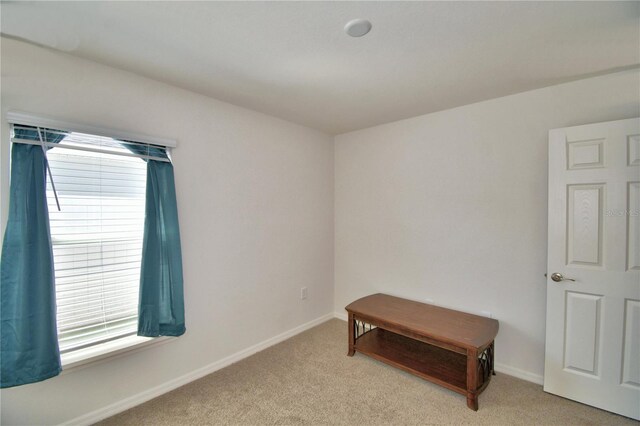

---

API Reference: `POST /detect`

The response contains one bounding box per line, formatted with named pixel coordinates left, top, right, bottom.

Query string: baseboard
left=494, top=363, right=543, bottom=385
left=332, top=312, right=544, bottom=386
left=63, top=312, right=335, bottom=426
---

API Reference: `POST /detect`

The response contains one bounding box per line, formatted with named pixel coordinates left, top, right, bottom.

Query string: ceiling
left=1, top=1, right=638, bottom=135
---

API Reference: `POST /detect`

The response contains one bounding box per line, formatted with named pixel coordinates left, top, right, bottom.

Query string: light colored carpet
left=98, top=319, right=637, bottom=425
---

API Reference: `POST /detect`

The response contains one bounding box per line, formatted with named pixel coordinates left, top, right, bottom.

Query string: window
left=4, top=116, right=183, bottom=382
left=9, top=123, right=173, bottom=362
left=45, top=133, right=147, bottom=354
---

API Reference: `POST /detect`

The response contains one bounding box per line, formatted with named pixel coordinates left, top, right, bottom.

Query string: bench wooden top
left=345, top=293, right=499, bottom=351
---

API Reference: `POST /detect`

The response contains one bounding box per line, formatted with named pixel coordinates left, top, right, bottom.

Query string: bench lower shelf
left=354, top=328, right=470, bottom=394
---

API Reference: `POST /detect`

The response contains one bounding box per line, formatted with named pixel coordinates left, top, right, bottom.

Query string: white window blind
left=44, top=133, right=147, bottom=353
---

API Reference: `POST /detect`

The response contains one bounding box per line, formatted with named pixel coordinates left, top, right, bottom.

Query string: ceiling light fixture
left=344, top=19, right=372, bottom=37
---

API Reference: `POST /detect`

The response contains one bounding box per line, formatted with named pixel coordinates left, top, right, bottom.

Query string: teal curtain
left=119, top=140, right=170, bottom=161
left=137, top=160, right=185, bottom=337
left=13, top=127, right=65, bottom=144
left=1, top=142, right=61, bottom=388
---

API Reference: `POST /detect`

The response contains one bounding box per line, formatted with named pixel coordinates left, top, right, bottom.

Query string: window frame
left=60, top=335, right=172, bottom=371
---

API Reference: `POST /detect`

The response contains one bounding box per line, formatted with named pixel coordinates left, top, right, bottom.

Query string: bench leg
left=347, top=313, right=355, bottom=356
left=466, top=348, right=479, bottom=411
left=491, top=342, right=496, bottom=376
left=466, top=394, right=478, bottom=411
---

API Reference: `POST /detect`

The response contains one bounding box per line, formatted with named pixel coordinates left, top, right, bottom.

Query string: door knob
left=550, top=272, right=575, bottom=282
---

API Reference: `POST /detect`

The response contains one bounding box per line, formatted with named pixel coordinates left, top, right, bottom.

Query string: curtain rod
left=12, top=138, right=172, bottom=163
left=12, top=125, right=166, bottom=150
left=6, top=110, right=177, bottom=148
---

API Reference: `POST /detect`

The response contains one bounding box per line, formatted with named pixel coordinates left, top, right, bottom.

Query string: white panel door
left=545, top=118, right=640, bottom=420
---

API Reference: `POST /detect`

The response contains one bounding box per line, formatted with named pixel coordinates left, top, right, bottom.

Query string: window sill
left=60, top=334, right=174, bottom=374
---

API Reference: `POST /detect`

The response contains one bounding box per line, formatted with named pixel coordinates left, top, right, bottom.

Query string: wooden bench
left=345, top=293, right=499, bottom=411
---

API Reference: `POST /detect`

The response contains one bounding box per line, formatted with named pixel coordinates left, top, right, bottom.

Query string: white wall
left=334, top=69, right=640, bottom=382
left=0, top=37, right=334, bottom=425
left=2, top=34, right=639, bottom=425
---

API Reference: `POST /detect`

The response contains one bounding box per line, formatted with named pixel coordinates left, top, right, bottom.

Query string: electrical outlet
left=300, top=287, right=308, bottom=300
left=480, top=310, right=492, bottom=318
left=424, top=298, right=434, bottom=304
